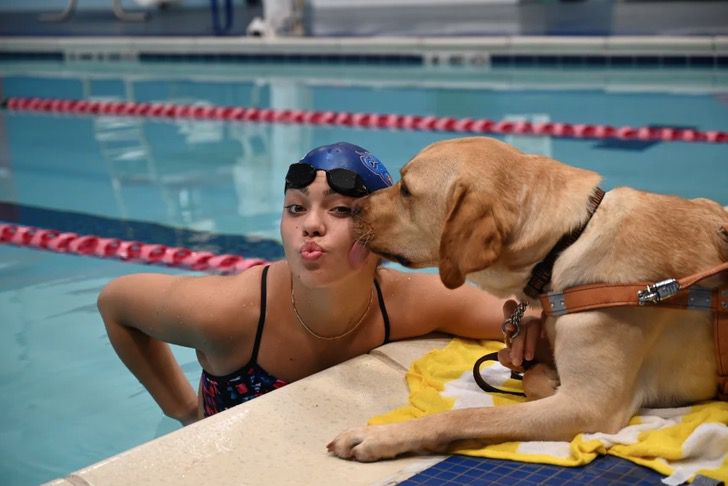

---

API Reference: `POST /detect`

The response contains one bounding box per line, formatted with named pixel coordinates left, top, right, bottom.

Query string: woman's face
left=281, top=171, right=375, bottom=287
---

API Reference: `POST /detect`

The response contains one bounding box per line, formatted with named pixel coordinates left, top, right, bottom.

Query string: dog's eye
left=400, top=183, right=411, bottom=198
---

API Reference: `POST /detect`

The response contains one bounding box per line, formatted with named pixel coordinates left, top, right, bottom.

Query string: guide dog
left=327, top=136, right=728, bottom=461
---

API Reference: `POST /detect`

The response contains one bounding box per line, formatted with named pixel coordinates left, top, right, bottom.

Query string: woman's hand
left=497, top=300, right=551, bottom=372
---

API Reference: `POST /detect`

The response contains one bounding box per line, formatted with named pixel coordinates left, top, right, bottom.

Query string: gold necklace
left=291, top=282, right=374, bottom=340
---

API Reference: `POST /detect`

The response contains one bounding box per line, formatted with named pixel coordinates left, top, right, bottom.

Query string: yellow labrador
left=327, top=136, right=728, bottom=461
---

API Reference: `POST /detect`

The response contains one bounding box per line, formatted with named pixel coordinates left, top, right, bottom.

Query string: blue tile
left=400, top=455, right=665, bottom=486
left=434, top=470, right=459, bottom=480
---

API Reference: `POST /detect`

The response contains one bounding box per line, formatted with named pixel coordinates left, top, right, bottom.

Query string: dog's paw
left=522, top=363, right=560, bottom=400
left=327, top=425, right=405, bottom=462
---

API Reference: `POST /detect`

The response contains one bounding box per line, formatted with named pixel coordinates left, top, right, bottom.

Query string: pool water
left=0, top=59, right=726, bottom=485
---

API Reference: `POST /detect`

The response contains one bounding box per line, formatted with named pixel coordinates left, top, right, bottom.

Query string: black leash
left=472, top=351, right=532, bottom=396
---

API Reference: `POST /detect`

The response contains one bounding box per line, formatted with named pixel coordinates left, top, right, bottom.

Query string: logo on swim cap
left=357, top=150, right=393, bottom=188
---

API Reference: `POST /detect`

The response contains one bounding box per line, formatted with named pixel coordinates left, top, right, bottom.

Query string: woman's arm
left=97, top=272, right=251, bottom=424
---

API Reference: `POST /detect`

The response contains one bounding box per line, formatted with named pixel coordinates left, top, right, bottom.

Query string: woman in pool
left=98, top=142, right=542, bottom=425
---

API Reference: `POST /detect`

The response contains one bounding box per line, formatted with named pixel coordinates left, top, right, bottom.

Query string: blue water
left=0, top=60, right=727, bottom=485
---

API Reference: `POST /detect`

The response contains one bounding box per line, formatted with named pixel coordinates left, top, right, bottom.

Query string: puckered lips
left=300, top=241, right=325, bottom=261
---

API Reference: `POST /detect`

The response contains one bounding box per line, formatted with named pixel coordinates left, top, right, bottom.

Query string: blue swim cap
left=298, top=142, right=393, bottom=192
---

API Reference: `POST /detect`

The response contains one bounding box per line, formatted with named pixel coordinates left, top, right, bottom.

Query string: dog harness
left=538, top=259, right=728, bottom=400
left=493, top=190, right=728, bottom=401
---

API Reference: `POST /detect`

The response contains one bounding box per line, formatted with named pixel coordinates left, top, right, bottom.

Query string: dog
left=327, top=136, right=728, bottom=462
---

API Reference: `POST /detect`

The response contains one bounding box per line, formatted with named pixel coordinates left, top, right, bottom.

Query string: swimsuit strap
left=374, top=278, right=391, bottom=344
left=248, top=265, right=270, bottom=365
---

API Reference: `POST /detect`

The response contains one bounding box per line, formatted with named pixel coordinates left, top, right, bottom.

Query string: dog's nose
left=351, top=202, right=362, bottom=217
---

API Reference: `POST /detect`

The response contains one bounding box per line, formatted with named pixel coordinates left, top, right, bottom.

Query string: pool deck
left=1, top=35, right=726, bottom=64
left=45, top=336, right=452, bottom=486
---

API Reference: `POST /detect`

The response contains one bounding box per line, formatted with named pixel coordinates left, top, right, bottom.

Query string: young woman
left=98, top=142, right=542, bottom=425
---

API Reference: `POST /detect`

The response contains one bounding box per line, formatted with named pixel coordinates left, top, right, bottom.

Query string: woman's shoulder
left=378, top=267, right=443, bottom=294
left=193, top=261, right=269, bottom=293
left=376, top=268, right=446, bottom=338
left=376, top=268, right=446, bottom=315
left=377, top=267, right=490, bottom=336
left=168, top=262, right=277, bottom=336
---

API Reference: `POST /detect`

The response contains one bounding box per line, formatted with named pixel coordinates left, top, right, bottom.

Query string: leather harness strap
left=539, top=259, right=728, bottom=400
left=717, top=302, right=728, bottom=400
left=539, top=261, right=728, bottom=316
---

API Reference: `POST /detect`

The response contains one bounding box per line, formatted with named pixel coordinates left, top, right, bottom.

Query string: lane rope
left=3, top=96, right=726, bottom=144
left=0, top=222, right=268, bottom=274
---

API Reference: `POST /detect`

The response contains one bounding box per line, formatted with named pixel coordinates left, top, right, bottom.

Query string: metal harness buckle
left=501, top=301, right=528, bottom=345
left=637, top=278, right=680, bottom=305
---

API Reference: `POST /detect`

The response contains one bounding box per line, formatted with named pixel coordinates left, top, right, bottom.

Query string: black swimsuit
left=200, top=265, right=391, bottom=417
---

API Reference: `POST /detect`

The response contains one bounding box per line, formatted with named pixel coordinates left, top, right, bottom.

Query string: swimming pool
left=1, top=58, right=727, bottom=485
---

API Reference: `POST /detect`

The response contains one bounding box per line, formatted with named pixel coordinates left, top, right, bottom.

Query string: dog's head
left=355, top=137, right=521, bottom=289
left=355, top=136, right=603, bottom=293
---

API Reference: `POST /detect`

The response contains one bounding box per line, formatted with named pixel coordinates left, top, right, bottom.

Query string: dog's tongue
left=348, top=241, right=370, bottom=268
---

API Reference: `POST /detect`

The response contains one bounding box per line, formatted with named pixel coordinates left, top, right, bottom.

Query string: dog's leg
left=327, top=392, right=606, bottom=462
left=328, top=312, right=651, bottom=462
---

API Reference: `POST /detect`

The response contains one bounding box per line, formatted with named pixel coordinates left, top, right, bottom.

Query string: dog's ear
left=438, top=181, right=506, bottom=289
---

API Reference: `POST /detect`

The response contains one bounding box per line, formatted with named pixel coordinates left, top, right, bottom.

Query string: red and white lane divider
left=3, top=96, right=726, bottom=144
left=0, top=223, right=268, bottom=274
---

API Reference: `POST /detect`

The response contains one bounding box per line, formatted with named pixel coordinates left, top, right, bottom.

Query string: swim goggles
left=284, top=163, right=370, bottom=198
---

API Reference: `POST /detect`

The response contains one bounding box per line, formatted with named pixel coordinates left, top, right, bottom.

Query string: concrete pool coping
left=45, top=336, right=454, bottom=485
left=1, top=35, right=726, bottom=62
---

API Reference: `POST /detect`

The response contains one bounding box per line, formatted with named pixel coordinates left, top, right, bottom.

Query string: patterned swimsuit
left=200, top=265, right=391, bottom=417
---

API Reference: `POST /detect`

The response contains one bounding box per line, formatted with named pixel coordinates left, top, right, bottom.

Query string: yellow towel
left=370, top=338, right=728, bottom=485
